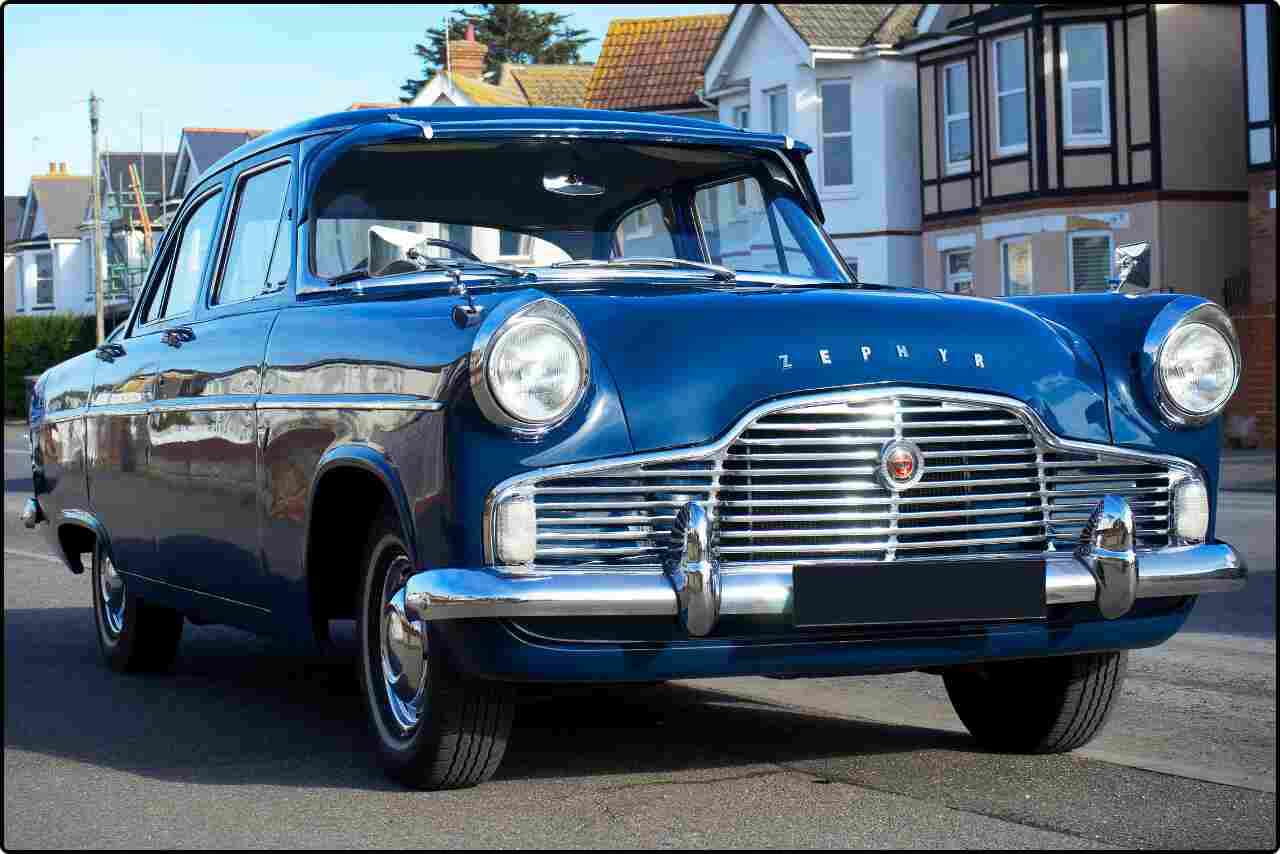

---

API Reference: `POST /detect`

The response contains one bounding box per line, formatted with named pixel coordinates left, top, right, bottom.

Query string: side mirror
left=1111, top=242, right=1151, bottom=291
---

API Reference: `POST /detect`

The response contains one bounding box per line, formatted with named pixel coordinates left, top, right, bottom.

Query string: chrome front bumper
left=404, top=497, right=1246, bottom=632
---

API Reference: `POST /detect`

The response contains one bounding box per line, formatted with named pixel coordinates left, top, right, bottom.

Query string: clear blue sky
left=3, top=3, right=732, bottom=195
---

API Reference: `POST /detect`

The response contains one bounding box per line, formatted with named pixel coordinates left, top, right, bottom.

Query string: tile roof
left=27, top=174, right=93, bottom=240
left=775, top=4, right=923, bottom=49
left=585, top=13, right=730, bottom=112
left=433, top=71, right=529, bottom=107
left=4, top=196, right=24, bottom=250
left=497, top=64, right=595, bottom=107
left=344, top=102, right=400, bottom=111
left=182, top=128, right=272, bottom=174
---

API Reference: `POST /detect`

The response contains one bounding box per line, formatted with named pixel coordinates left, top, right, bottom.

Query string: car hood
left=553, top=285, right=1112, bottom=453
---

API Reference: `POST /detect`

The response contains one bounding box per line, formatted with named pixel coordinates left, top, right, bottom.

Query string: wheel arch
left=54, top=509, right=110, bottom=575
left=302, top=445, right=418, bottom=635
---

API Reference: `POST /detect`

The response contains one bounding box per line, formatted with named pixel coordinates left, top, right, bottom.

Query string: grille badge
left=878, top=440, right=925, bottom=491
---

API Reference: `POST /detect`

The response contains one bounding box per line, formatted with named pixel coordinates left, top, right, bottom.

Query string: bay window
left=943, top=62, right=971, bottom=173
left=944, top=250, right=974, bottom=294
left=35, top=251, right=54, bottom=306
left=767, top=87, right=788, bottom=136
left=994, top=35, right=1028, bottom=154
left=1061, top=24, right=1110, bottom=146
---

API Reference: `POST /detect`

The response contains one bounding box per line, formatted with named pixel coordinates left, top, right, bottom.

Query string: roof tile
left=585, top=14, right=729, bottom=112
left=775, top=4, right=921, bottom=49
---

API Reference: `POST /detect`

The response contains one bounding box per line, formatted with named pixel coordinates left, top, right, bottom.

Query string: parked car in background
left=23, top=107, right=1246, bottom=789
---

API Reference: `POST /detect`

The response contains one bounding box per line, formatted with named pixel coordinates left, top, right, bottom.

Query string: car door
left=87, top=183, right=225, bottom=582
left=152, top=147, right=296, bottom=606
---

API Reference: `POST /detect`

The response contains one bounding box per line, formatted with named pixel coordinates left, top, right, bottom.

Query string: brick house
left=1227, top=2, right=1277, bottom=447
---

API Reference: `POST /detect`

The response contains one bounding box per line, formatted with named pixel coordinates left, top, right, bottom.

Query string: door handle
left=96, top=343, right=126, bottom=361
left=161, top=326, right=196, bottom=347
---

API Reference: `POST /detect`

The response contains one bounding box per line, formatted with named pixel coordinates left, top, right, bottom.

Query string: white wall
left=712, top=9, right=923, bottom=287
left=12, top=241, right=93, bottom=316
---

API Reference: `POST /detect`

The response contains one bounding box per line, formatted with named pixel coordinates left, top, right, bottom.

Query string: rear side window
left=215, top=161, right=293, bottom=304
left=613, top=201, right=675, bottom=258
left=148, top=191, right=221, bottom=322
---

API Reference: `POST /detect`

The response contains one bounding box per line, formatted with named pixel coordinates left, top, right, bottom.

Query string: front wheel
left=943, top=651, right=1127, bottom=753
left=357, top=508, right=514, bottom=789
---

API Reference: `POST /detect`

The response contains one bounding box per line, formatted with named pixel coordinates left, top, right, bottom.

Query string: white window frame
left=819, top=79, right=855, bottom=189
left=944, top=249, right=974, bottom=294
left=34, top=250, right=54, bottom=307
left=766, top=86, right=788, bottom=136
left=993, top=34, right=1029, bottom=156
left=1067, top=229, right=1114, bottom=293
left=1060, top=23, right=1111, bottom=147
left=943, top=61, right=972, bottom=174
left=14, top=256, right=24, bottom=310
left=732, top=104, right=750, bottom=131
left=1000, top=236, right=1033, bottom=296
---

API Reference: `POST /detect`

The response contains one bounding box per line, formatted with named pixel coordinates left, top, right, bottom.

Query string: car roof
left=200, top=106, right=807, bottom=185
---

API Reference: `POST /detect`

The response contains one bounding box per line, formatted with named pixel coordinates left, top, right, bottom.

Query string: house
left=702, top=4, right=926, bottom=286
left=1226, top=2, right=1276, bottom=447
left=94, top=151, right=178, bottom=310
left=8, top=164, right=93, bottom=317
left=4, top=195, right=24, bottom=317
left=909, top=4, right=1248, bottom=307
left=584, top=13, right=730, bottom=122
left=409, top=25, right=595, bottom=108
left=166, top=126, right=270, bottom=215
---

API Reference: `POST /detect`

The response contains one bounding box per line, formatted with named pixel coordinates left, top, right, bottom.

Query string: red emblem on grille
left=887, top=447, right=915, bottom=481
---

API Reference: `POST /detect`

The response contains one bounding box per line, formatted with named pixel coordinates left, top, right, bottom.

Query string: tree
left=400, top=4, right=593, bottom=102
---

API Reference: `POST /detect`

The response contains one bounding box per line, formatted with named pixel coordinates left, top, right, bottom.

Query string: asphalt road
left=3, top=425, right=1275, bottom=849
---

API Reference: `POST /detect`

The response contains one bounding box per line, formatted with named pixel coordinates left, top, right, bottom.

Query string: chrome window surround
left=469, top=296, right=590, bottom=438
left=484, top=386, right=1202, bottom=569
left=1142, top=298, right=1243, bottom=429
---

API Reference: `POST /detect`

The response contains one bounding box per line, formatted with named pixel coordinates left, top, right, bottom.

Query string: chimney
left=49, top=162, right=57, bottom=175
left=58, top=162, right=67, bottom=175
left=448, top=23, right=488, bottom=79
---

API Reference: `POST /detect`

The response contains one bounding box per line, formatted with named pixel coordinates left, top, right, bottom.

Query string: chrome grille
left=522, top=394, right=1176, bottom=566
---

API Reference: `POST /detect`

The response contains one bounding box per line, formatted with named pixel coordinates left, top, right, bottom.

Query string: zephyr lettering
left=819, top=349, right=832, bottom=365
left=861, top=345, right=872, bottom=361
left=778, top=354, right=792, bottom=370
left=938, top=348, right=948, bottom=363
left=896, top=345, right=910, bottom=359
left=974, top=353, right=985, bottom=368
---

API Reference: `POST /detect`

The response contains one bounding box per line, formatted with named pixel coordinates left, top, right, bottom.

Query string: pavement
left=1221, top=448, right=1278, bottom=493
left=3, top=423, right=1276, bottom=849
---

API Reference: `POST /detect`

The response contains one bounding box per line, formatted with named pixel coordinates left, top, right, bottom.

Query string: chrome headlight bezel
left=470, top=294, right=590, bottom=436
left=1142, top=298, right=1242, bottom=429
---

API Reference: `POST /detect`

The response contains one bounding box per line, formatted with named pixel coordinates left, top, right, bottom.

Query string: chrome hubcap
left=99, top=555, right=126, bottom=636
left=379, top=553, right=428, bottom=734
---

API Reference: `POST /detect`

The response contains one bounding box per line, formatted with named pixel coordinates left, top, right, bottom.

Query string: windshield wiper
left=551, top=257, right=736, bottom=282
left=406, top=249, right=533, bottom=280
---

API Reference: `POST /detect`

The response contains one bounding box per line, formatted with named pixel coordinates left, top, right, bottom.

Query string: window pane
left=695, top=178, right=778, bottom=272
left=1003, top=240, right=1033, bottom=295
left=499, top=230, right=524, bottom=256
left=821, top=83, right=851, bottom=134
left=999, top=93, right=1028, bottom=148
left=734, top=106, right=750, bottom=130
left=948, top=117, right=972, bottom=162
left=947, top=251, right=972, bottom=275
left=1249, top=127, right=1272, bottom=166
left=36, top=252, right=53, bottom=305
left=996, top=37, right=1025, bottom=91
left=769, top=91, right=788, bottom=135
left=217, top=163, right=291, bottom=304
left=1065, top=26, right=1106, bottom=82
left=1246, top=4, right=1271, bottom=121
left=823, top=136, right=854, bottom=186
left=1071, top=234, right=1112, bottom=293
left=1070, top=87, right=1104, bottom=135
left=163, top=193, right=221, bottom=319
left=614, top=201, right=674, bottom=258
left=944, top=64, right=968, bottom=115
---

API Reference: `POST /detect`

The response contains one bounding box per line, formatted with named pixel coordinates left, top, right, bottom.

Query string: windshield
left=309, top=140, right=850, bottom=283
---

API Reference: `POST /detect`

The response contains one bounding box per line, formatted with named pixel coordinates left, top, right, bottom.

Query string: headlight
left=472, top=297, right=589, bottom=434
left=1145, top=300, right=1241, bottom=428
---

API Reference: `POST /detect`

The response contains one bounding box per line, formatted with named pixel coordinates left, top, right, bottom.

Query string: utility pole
left=90, top=92, right=105, bottom=344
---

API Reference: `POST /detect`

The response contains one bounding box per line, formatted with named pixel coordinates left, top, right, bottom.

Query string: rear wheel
left=357, top=507, right=514, bottom=789
left=92, top=548, right=183, bottom=673
left=943, top=651, right=1127, bottom=753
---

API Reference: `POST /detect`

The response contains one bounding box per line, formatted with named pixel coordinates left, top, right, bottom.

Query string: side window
left=613, top=201, right=675, bottom=258
left=158, top=192, right=222, bottom=321
left=215, top=161, right=293, bottom=305
left=695, top=177, right=778, bottom=271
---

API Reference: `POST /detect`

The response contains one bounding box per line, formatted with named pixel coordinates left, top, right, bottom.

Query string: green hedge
left=3, top=314, right=97, bottom=418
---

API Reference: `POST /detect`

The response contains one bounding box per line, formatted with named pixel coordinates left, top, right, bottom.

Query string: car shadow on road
left=3, top=606, right=974, bottom=791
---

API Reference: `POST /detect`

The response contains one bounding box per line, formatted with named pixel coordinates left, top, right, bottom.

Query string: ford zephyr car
left=23, top=108, right=1246, bottom=789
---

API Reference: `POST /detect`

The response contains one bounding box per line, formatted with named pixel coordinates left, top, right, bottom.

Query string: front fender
left=307, top=443, right=420, bottom=567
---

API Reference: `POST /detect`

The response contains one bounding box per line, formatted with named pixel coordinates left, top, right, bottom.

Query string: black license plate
left=792, top=559, right=1046, bottom=627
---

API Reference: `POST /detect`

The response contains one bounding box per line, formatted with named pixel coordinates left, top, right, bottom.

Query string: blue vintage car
left=23, top=107, right=1246, bottom=789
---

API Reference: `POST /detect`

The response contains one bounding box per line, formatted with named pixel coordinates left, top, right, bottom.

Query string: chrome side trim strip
left=40, top=408, right=87, bottom=425
left=86, top=403, right=150, bottom=417
left=255, top=394, right=443, bottom=411
left=150, top=395, right=258, bottom=413
left=404, top=541, right=1245, bottom=624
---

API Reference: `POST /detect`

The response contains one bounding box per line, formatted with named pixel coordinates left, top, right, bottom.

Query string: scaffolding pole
left=90, top=92, right=105, bottom=345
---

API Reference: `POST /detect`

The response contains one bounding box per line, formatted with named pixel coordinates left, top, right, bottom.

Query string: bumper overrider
left=404, top=495, right=1245, bottom=634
